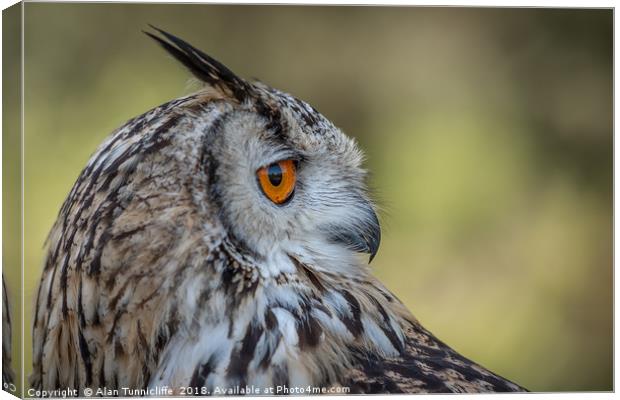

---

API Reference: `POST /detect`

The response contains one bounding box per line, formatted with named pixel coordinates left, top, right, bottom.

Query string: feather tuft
left=145, top=26, right=251, bottom=101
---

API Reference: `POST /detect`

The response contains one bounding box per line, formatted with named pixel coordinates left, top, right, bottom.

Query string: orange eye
left=257, top=160, right=297, bottom=205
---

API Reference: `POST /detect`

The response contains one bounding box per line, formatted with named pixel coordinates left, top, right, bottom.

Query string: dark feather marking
left=57, top=145, right=105, bottom=233
left=107, top=306, right=126, bottom=344
left=154, top=329, right=167, bottom=355
left=59, top=255, right=70, bottom=317
left=77, top=330, right=93, bottom=386
left=73, top=365, right=79, bottom=391
left=32, top=275, right=45, bottom=327
left=254, top=98, right=285, bottom=140
left=290, top=256, right=325, bottom=292
left=136, top=321, right=152, bottom=385
left=110, top=225, right=147, bottom=243
left=340, top=290, right=363, bottom=337
left=292, top=97, right=320, bottom=127
left=124, top=114, right=147, bottom=139
left=258, top=332, right=282, bottom=371
left=257, top=319, right=283, bottom=371
left=137, top=282, right=166, bottom=309
left=265, top=309, right=278, bottom=331
left=136, top=321, right=149, bottom=357
left=108, top=274, right=135, bottom=311
left=74, top=215, right=98, bottom=270
left=58, top=160, right=106, bottom=263
left=114, top=339, right=124, bottom=359
left=45, top=261, right=58, bottom=309
left=312, top=301, right=333, bottom=318
left=196, top=285, right=211, bottom=311
left=227, top=319, right=235, bottom=339
left=189, top=356, right=215, bottom=389
left=227, top=322, right=264, bottom=382
left=33, top=275, right=44, bottom=329
left=77, top=277, right=86, bottom=327
left=37, top=291, right=57, bottom=376
left=154, top=326, right=169, bottom=356
left=91, top=303, right=101, bottom=326
left=272, top=364, right=289, bottom=388
left=142, top=365, right=151, bottom=390
left=99, top=143, right=136, bottom=177
left=154, top=313, right=179, bottom=359
left=297, top=315, right=322, bottom=349
left=48, top=239, right=63, bottom=271
left=220, top=260, right=236, bottom=296
left=99, top=354, right=106, bottom=386
left=297, top=303, right=322, bottom=349
left=201, top=113, right=230, bottom=184
left=270, top=301, right=301, bottom=320
left=99, top=116, right=175, bottom=179
left=97, top=166, right=120, bottom=194
left=87, top=221, right=112, bottom=277
left=220, top=259, right=259, bottom=304
left=366, top=294, right=404, bottom=353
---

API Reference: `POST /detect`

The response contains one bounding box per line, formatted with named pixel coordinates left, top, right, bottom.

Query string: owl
left=30, top=28, right=525, bottom=394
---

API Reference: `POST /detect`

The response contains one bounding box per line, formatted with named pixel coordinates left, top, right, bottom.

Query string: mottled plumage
left=3, top=276, right=15, bottom=387
left=30, top=28, right=525, bottom=394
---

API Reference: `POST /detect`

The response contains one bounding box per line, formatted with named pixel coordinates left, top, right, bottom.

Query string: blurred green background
left=3, top=3, right=22, bottom=395
left=16, top=3, right=612, bottom=393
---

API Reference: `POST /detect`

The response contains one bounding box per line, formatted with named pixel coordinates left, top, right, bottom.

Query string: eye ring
left=257, top=159, right=297, bottom=205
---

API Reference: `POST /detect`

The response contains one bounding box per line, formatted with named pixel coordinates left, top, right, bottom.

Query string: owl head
left=137, top=28, right=381, bottom=278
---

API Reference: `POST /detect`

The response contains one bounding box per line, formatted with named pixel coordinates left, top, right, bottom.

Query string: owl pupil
left=267, top=164, right=283, bottom=186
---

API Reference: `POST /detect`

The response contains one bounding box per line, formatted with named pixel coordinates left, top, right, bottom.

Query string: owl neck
left=159, top=242, right=410, bottom=389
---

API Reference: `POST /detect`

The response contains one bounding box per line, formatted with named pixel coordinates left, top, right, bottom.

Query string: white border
left=0, top=1, right=616, bottom=400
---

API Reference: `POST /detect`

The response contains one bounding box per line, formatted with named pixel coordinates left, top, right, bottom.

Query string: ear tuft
left=145, top=26, right=251, bottom=101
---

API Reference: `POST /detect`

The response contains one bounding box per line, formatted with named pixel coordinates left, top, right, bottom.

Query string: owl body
left=30, top=29, right=524, bottom=394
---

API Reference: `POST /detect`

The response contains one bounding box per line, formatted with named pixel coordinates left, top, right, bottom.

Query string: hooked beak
left=326, top=201, right=381, bottom=263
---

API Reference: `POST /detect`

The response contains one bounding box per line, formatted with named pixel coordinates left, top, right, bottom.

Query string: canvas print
left=1, top=2, right=613, bottom=397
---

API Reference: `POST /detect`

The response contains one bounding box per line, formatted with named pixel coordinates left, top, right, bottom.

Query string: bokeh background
left=13, top=3, right=613, bottom=393
left=3, top=3, right=22, bottom=394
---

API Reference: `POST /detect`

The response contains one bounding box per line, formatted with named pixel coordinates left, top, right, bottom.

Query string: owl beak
left=327, top=204, right=381, bottom=263
left=364, top=209, right=381, bottom=263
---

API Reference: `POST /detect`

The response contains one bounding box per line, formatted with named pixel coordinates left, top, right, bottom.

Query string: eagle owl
left=30, top=28, right=525, bottom=394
